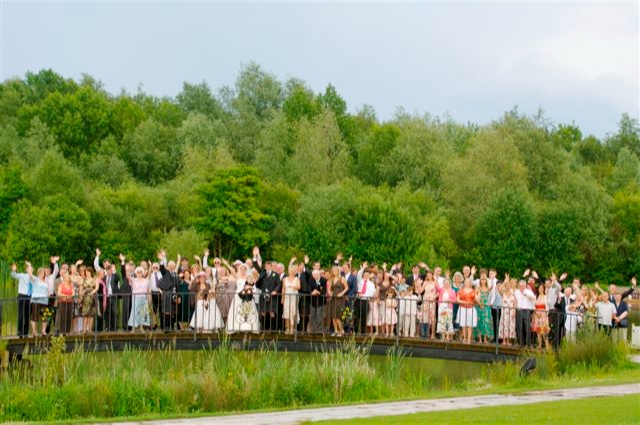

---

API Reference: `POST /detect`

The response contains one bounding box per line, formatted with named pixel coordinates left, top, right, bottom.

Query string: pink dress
left=420, top=282, right=437, bottom=324
left=383, top=298, right=398, bottom=325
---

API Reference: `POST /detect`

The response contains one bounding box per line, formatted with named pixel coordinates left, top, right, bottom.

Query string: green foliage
left=557, top=327, right=630, bottom=374
left=120, top=118, right=180, bottom=185
left=471, top=188, right=536, bottom=274
left=1, top=67, right=638, bottom=281
left=193, top=166, right=271, bottom=258
left=158, top=228, right=207, bottom=260
left=2, top=195, right=91, bottom=263
left=0, top=164, right=27, bottom=237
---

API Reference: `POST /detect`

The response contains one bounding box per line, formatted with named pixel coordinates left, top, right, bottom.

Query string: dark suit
left=309, top=277, right=327, bottom=334
left=406, top=273, right=425, bottom=294
left=611, top=286, right=635, bottom=303
left=119, top=263, right=132, bottom=330
left=104, top=272, right=121, bottom=331
left=552, top=296, right=570, bottom=348
left=255, top=263, right=282, bottom=331
left=297, top=268, right=311, bottom=333
left=158, top=264, right=180, bottom=331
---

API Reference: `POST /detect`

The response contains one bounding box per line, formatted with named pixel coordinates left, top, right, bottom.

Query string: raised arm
left=221, top=259, right=237, bottom=279
left=94, top=248, right=103, bottom=272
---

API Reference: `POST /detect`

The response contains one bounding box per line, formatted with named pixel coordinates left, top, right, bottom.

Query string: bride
left=223, top=260, right=260, bottom=333
left=190, top=271, right=224, bottom=331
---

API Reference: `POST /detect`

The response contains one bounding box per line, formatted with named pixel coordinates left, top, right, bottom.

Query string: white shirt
left=595, top=302, right=616, bottom=326
left=150, top=271, right=163, bottom=293
left=398, top=294, right=419, bottom=316
left=515, top=288, right=535, bottom=310
left=357, top=279, right=376, bottom=298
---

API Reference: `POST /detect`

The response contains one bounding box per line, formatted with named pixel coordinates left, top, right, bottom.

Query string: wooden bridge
left=2, top=331, right=527, bottom=363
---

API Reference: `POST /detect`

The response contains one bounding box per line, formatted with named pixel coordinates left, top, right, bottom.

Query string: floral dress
left=474, top=289, right=494, bottom=339
left=498, top=294, right=517, bottom=340
left=532, top=301, right=550, bottom=334
left=420, top=283, right=438, bottom=325
left=80, top=278, right=96, bottom=317
left=436, top=289, right=455, bottom=335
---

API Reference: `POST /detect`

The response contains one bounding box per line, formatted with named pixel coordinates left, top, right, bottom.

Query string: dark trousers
left=516, top=309, right=533, bottom=346
left=120, top=292, right=131, bottom=330
left=354, top=298, right=369, bottom=334
left=151, top=292, right=161, bottom=329
left=106, top=296, right=118, bottom=331
left=162, top=314, right=176, bottom=331
left=492, top=307, right=501, bottom=342
left=309, top=304, right=325, bottom=334
left=58, top=302, right=73, bottom=334
left=17, top=294, right=31, bottom=336
left=549, top=311, right=565, bottom=349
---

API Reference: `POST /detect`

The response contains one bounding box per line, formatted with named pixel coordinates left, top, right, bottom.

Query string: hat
left=197, top=271, right=206, bottom=278
left=233, top=260, right=243, bottom=266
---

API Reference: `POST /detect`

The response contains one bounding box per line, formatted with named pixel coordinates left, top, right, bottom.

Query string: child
left=398, top=290, right=419, bottom=337
left=383, top=289, right=398, bottom=336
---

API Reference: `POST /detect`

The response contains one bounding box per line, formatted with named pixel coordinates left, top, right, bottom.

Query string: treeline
left=0, top=64, right=639, bottom=282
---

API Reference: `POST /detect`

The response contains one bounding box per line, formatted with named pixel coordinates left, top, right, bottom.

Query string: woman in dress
left=382, top=288, right=398, bottom=337
left=80, top=268, right=98, bottom=334
left=282, top=265, right=301, bottom=335
left=225, top=261, right=260, bottom=333
left=57, top=274, right=75, bottom=335
left=436, top=278, right=456, bottom=341
left=456, top=278, right=477, bottom=343
left=366, top=282, right=381, bottom=335
left=532, top=284, right=550, bottom=349
left=127, top=266, right=151, bottom=332
left=327, top=266, right=347, bottom=336
left=421, top=272, right=438, bottom=339
left=190, top=272, right=224, bottom=331
left=498, top=278, right=517, bottom=346
left=377, top=272, right=394, bottom=334
left=69, top=262, right=82, bottom=334
left=28, top=264, right=50, bottom=336
left=215, top=267, right=236, bottom=322
left=176, top=270, right=193, bottom=331
left=451, top=271, right=463, bottom=336
left=474, top=276, right=494, bottom=343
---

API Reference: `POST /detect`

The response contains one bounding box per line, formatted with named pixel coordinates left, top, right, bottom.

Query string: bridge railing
left=0, top=292, right=609, bottom=349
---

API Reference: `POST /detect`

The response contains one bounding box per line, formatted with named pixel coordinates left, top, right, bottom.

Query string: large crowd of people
left=5, top=247, right=637, bottom=349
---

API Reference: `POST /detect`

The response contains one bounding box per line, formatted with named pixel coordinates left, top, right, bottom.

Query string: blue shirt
left=30, top=279, right=49, bottom=305
left=11, top=271, right=32, bottom=296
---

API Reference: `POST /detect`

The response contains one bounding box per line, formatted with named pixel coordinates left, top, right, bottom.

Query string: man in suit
left=308, top=270, right=327, bottom=334
left=355, top=264, right=375, bottom=335
left=94, top=250, right=122, bottom=331
left=405, top=264, right=426, bottom=292
left=119, top=254, right=133, bottom=330
left=553, top=287, right=572, bottom=348
left=294, top=257, right=312, bottom=333
left=255, top=258, right=282, bottom=332
left=157, top=250, right=181, bottom=332
left=596, top=277, right=637, bottom=303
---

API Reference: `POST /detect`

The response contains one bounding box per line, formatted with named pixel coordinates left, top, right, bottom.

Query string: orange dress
left=456, top=289, right=477, bottom=327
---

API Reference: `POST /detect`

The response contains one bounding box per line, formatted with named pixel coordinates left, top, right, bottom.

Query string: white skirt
left=226, top=295, right=260, bottom=333
left=190, top=299, right=224, bottom=331
left=456, top=306, right=477, bottom=328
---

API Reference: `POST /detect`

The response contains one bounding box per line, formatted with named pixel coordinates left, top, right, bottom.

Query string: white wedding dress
left=226, top=279, right=260, bottom=333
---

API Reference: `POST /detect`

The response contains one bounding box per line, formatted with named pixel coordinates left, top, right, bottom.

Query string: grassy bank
left=0, top=330, right=638, bottom=423
left=312, top=394, right=640, bottom=424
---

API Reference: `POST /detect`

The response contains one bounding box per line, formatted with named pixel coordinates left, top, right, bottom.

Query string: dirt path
left=113, top=383, right=640, bottom=425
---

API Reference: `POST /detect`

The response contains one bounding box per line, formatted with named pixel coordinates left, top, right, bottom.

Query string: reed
left=0, top=333, right=636, bottom=423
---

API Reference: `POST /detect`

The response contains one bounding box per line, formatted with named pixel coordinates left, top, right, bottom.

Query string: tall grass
left=0, top=330, right=635, bottom=422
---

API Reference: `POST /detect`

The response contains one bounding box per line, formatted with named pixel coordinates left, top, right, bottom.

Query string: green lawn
left=312, top=394, right=640, bottom=424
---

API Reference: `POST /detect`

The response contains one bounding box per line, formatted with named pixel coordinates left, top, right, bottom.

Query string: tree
left=441, top=128, right=528, bottom=243
left=2, top=195, right=91, bottom=264
left=120, top=118, right=180, bottom=185
left=0, top=164, right=27, bottom=237
left=471, top=188, right=537, bottom=275
left=17, top=85, right=112, bottom=157
left=289, top=109, right=352, bottom=188
left=176, top=81, right=223, bottom=118
left=192, top=166, right=272, bottom=258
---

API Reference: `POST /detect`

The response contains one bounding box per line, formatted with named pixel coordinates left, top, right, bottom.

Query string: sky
left=1, top=1, right=638, bottom=138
